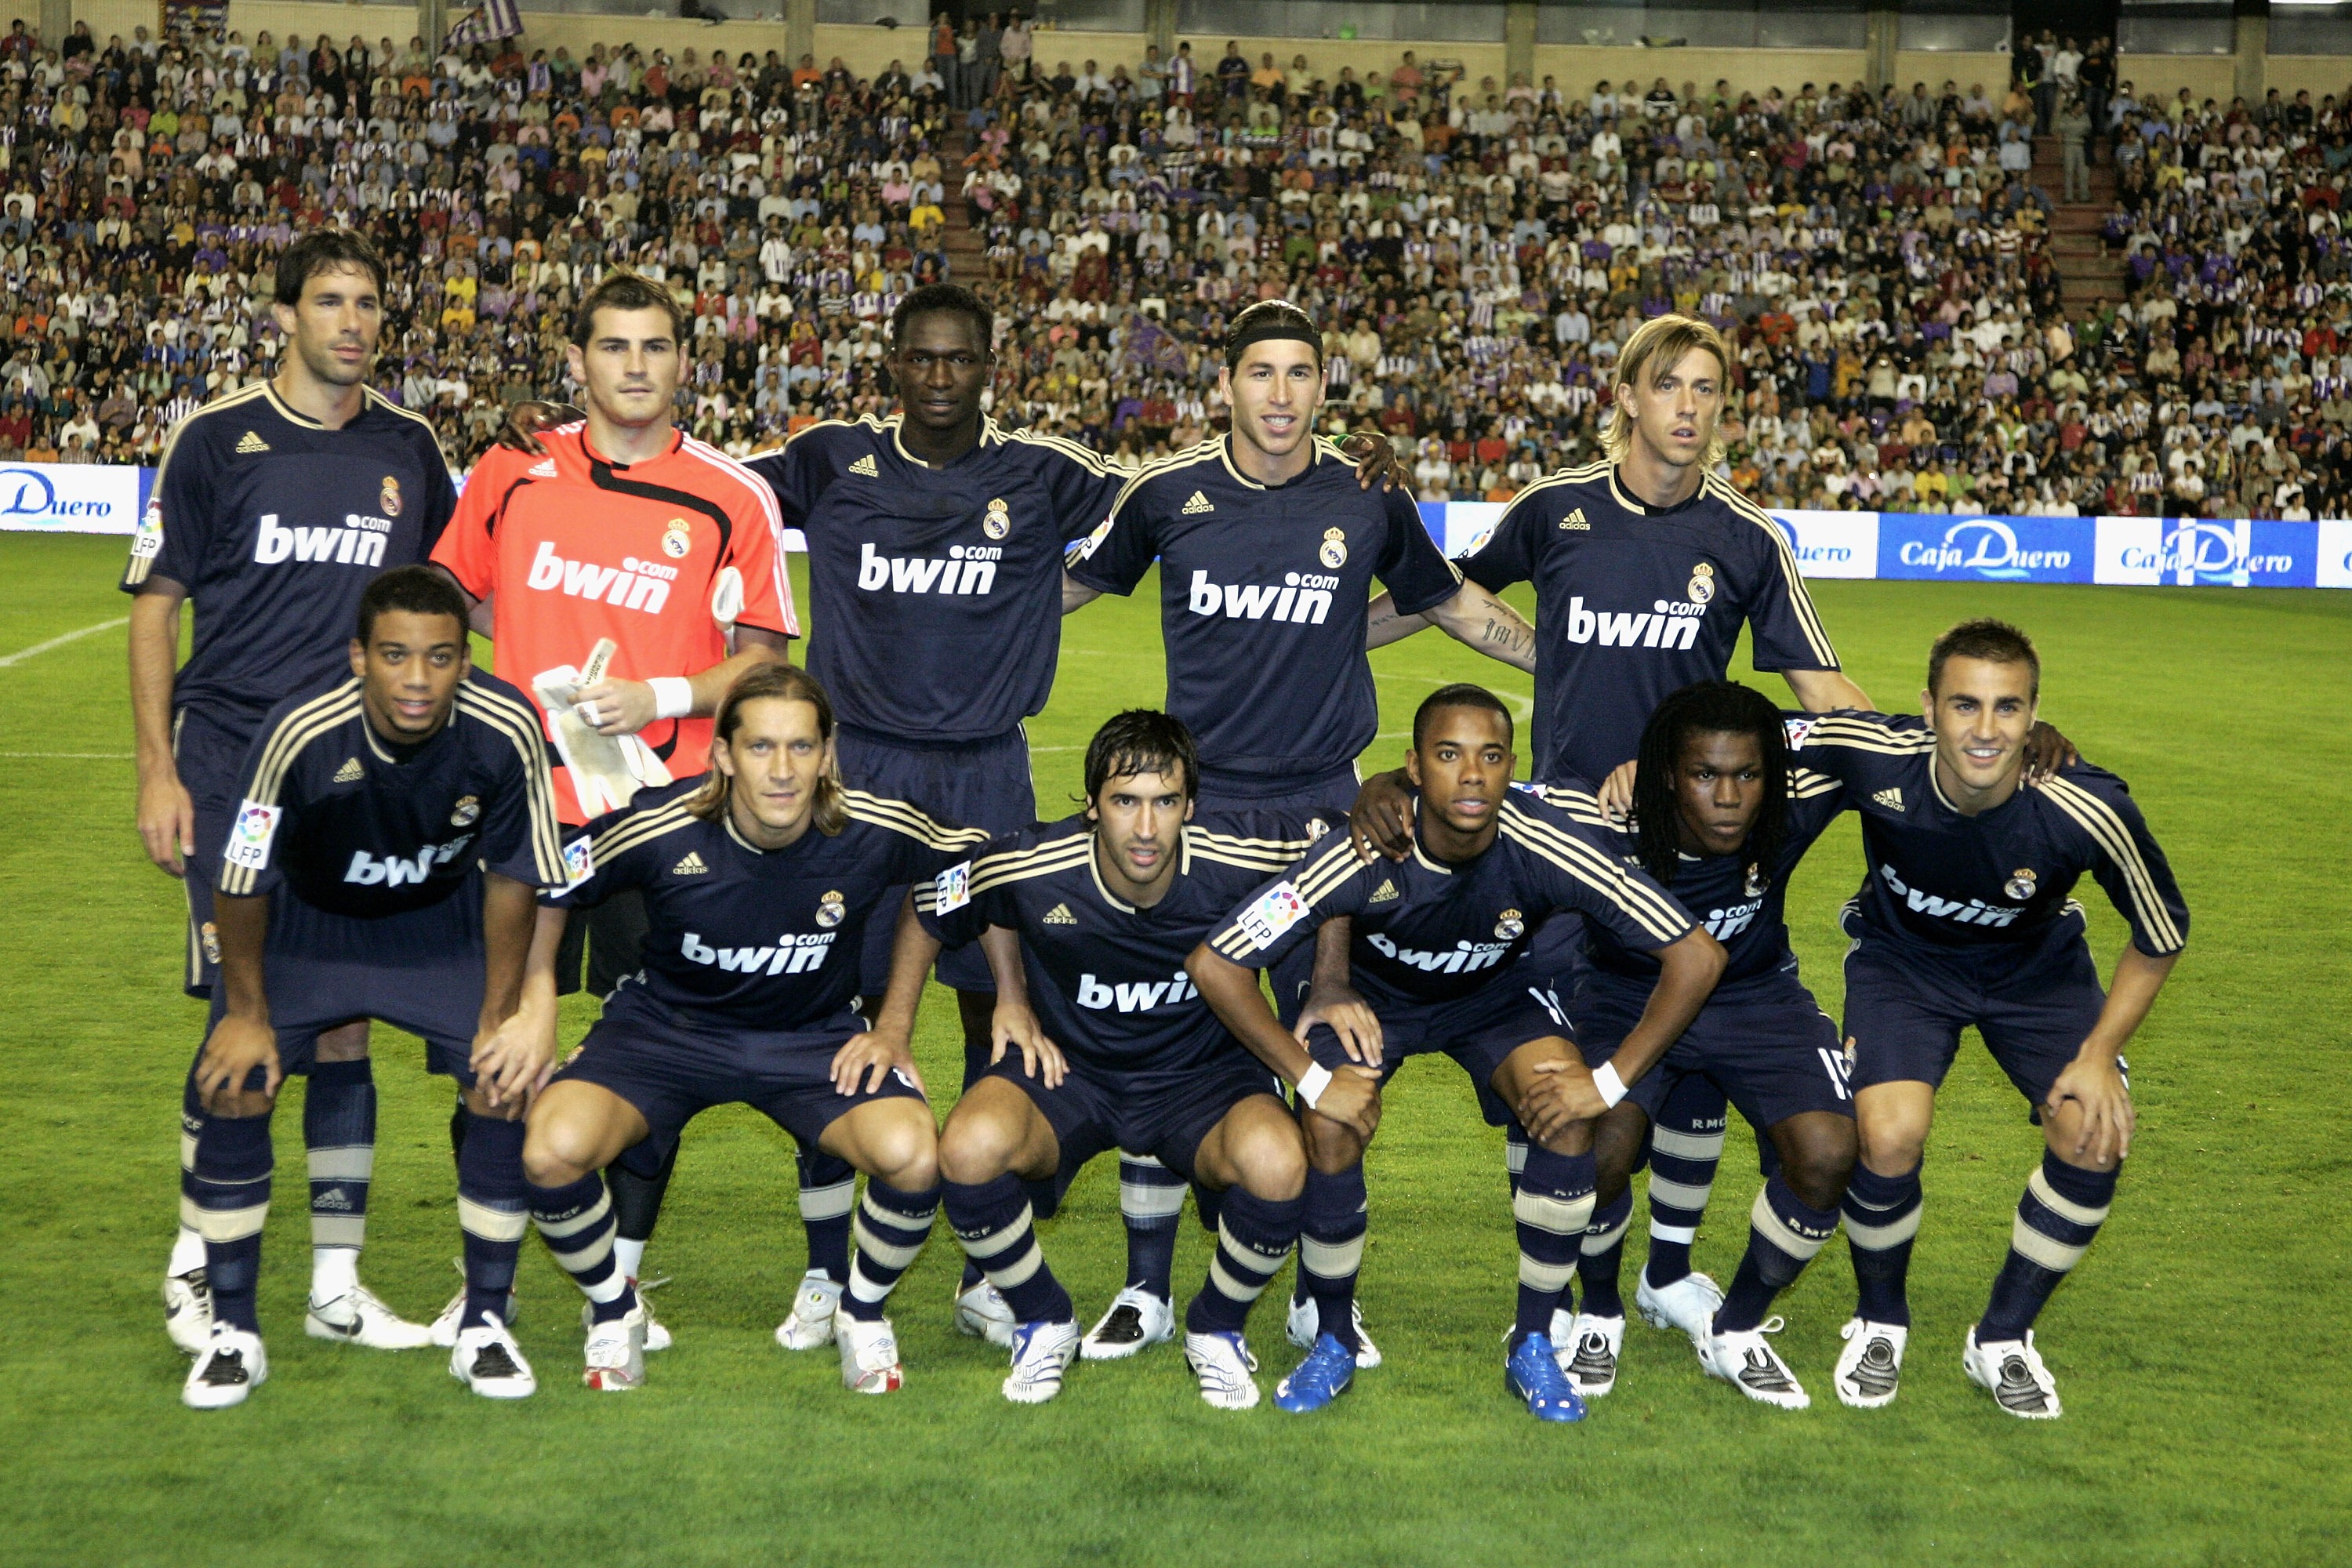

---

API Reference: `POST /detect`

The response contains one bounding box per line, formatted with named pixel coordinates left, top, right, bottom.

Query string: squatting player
left=919, top=710, right=1348, bottom=1410
left=1191, top=685, right=1724, bottom=1421
left=1794, top=620, right=2187, bottom=1417
left=127, top=230, right=459, bottom=1356
left=502, top=285, right=1404, bottom=1356
left=1542, top=683, right=1857, bottom=1409
left=179, top=568, right=568, bottom=1407
left=1065, top=299, right=1541, bottom=1363
left=510, top=665, right=987, bottom=1394
left=435, top=270, right=795, bottom=1348
left=1354, top=313, right=1875, bottom=1366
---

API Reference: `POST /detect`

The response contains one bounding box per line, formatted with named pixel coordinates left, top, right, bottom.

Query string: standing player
left=508, top=664, right=985, bottom=1395
left=1791, top=621, right=2186, bottom=1418
left=1539, top=683, right=1857, bottom=1408
left=180, top=568, right=568, bottom=1407
left=127, top=230, right=458, bottom=1356
left=1189, top=685, right=1724, bottom=1421
left=1064, top=299, right=1541, bottom=1363
left=432, top=270, right=796, bottom=1348
left=499, top=285, right=1403, bottom=1354
left=918, top=710, right=1343, bottom=1409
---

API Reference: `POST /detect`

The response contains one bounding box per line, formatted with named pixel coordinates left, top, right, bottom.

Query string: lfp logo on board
left=0, top=463, right=143, bottom=534
left=1878, top=515, right=2096, bottom=583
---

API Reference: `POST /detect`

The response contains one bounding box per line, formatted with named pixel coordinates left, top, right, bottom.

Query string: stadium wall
left=9, top=461, right=2341, bottom=589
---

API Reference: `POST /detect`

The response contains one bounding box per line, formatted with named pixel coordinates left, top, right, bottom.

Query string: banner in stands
left=3, top=466, right=2343, bottom=589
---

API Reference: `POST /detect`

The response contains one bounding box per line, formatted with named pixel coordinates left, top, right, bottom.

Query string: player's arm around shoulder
left=1061, top=456, right=1172, bottom=603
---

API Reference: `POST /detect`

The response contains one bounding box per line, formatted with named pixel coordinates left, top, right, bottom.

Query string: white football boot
left=182, top=1327, right=268, bottom=1410
left=1080, top=1285, right=1176, bottom=1360
left=1833, top=1318, right=1909, bottom=1409
left=776, top=1270, right=846, bottom=1350
left=577, top=1277, right=670, bottom=1352
left=305, top=1283, right=432, bottom=1349
left=163, top=1266, right=214, bottom=1356
left=953, top=1278, right=1017, bottom=1348
left=1962, top=1327, right=2063, bottom=1419
left=1183, top=1330, right=1262, bottom=1411
left=449, top=1316, right=536, bottom=1399
left=1635, top=1268, right=1724, bottom=1352
left=1001, top=1319, right=1083, bottom=1404
left=581, top=1305, right=648, bottom=1392
left=1697, top=1317, right=1810, bottom=1410
left=1286, top=1294, right=1382, bottom=1369
left=1555, top=1311, right=1626, bottom=1397
left=835, top=1310, right=906, bottom=1394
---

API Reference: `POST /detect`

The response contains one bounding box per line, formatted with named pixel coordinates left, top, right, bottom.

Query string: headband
left=1223, top=307, right=1320, bottom=366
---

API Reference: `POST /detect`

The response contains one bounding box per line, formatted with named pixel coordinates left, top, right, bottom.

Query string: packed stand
left=1, top=15, right=2347, bottom=519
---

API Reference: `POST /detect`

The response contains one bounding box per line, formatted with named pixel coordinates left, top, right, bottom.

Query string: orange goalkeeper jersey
left=434, top=423, right=797, bottom=823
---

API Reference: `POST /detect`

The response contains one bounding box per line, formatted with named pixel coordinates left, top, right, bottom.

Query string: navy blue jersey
left=1066, top=435, right=1464, bottom=779
left=1535, top=768, right=1847, bottom=988
left=746, top=415, right=1126, bottom=741
left=1457, top=461, right=1838, bottom=782
left=552, top=781, right=989, bottom=1028
left=1792, top=711, right=2190, bottom=956
left=216, top=670, right=564, bottom=916
left=1207, top=791, right=1696, bottom=1007
left=916, top=811, right=1335, bottom=1074
left=122, top=383, right=459, bottom=729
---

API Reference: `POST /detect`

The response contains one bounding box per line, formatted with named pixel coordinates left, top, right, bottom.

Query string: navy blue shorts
left=201, top=887, right=486, bottom=1087
left=1306, top=966, right=1573, bottom=1127
left=1193, top=762, right=1359, bottom=1025
left=835, top=723, right=1035, bottom=995
left=1573, top=964, right=1853, bottom=1133
left=174, top=705, right=263, bottom=998
left=551, top=985, right=927, bottom=1174
left=1841, top=909, right=2116, bottom=1116
left=985, top=1049, right=1280, bottom=1184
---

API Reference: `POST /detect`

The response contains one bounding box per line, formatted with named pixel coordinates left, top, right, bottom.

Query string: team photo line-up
left=136, top=227, right=2184, bottom=1422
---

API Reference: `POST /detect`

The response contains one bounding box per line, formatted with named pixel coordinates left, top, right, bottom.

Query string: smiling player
left=1794, top=621, right=2187, bottom=1417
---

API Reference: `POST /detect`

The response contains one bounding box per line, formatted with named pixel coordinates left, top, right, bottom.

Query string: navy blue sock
left=1184, top=1187, right=1305, bottom=1336
left=1577, top=1189, right=1635, bottom=1319
left=528, top=1171, right=637, bottom=1324
left=945, top=1174, right=1071, bottom=1324
left=1843, top=1163, right=1924, bottom=1327
left=1715, top=1177, right=1840, bottom=1334
left=1980, top=1152, right=2118, bottom=1341
left=1118, top=1152, right=1185, bottom=1298
left=1643, top=1112, right=1725, bottom=1288
left=303, top=1058, right=375, bottom=1266
left=844, top=1179, right=940, bottom=1322
left=794, top=1144, right=855, bottom=1284
left=1296, top=1162, right=1367, bottom=1348
left=1513, top=1142, right=1597, bottom=1340
left=456, top=1110, right=528, bottom=1328
left=192, top=1109, right=274, bottom=1333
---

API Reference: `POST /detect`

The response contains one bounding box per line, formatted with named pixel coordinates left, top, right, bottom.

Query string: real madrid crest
left=662, top=517, right=692, bottom=559
left=984, top=496, right=1011, bottom=540
left=201, top=921, right=222, bottom=966
left=1494, top=908, right=1525, bottom=941
left=2005, top=867, right=2038, bottom=902
left=380, top=475, right=403, bottom=517
left=1319, top=527, right=1348, bottom=568
left=815, top=889, right=847, bottom=928
left=1305, top=818, right=1330, bottom=840
left=450, top=795, right=481, bottom=827
left=1744, top=862, right=1767, bottom=898
left=1688, top=559, right=1715, bottom=605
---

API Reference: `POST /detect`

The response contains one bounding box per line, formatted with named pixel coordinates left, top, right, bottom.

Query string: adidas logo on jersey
left=524, top=539, right=676, bottom=613
left=849, top=453, right=879, bottom=476
left=528, top=457, right=558, bottom=477
left=236, top=430, right=271, bottom=454
left=1874, top=787, right=1905, bottom=812
left=1043, top=903, right=1077, bottom=925
left=1369, top=878, right=1399, bottom=903
left=1559, top=507, right=1588, bottom=529
left=332, top=757, right=364, bottom=784
left=1181, top=490, right=1214, bottom=514
left=671, top=851, right=709, bottom=876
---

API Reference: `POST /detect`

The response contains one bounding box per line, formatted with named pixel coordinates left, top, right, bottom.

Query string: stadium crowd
left=3, top=13, right=2350, bottom=520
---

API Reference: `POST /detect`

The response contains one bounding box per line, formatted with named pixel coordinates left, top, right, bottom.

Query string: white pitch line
left=0, top=750, right=133, bottom=760
left=0, top=615, right=129, bottom=667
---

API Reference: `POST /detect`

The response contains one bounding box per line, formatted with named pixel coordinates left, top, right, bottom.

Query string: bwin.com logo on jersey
left=1898, top=519, right=2071, bottom=579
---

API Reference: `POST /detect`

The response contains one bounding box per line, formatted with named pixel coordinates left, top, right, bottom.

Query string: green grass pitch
left=2, top=533, right=2347, bottom=1566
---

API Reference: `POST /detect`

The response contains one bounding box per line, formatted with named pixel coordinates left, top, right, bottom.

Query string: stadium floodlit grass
left=2, top=532, right=2347, bottom=1567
